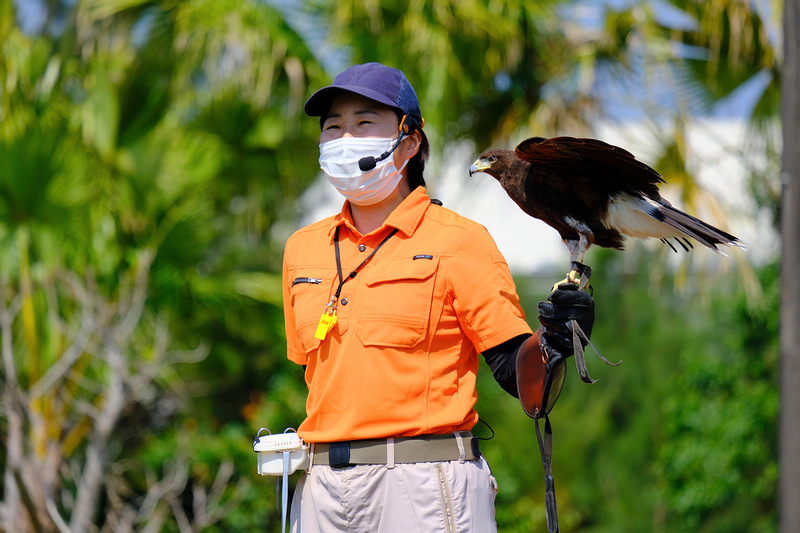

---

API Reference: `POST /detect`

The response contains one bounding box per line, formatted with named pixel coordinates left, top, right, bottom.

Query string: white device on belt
left=253, top=428, right=309, bottom=533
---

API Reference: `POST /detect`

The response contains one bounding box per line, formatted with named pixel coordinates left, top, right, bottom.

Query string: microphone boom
left=357, top=134, right=405, bottom=172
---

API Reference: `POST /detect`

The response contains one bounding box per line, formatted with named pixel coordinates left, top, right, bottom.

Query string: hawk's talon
left=568, top=270, right=580, bottom=284
left=551, top=262, right=592, bottom=294
left=551, top=276, right=575, bottom=294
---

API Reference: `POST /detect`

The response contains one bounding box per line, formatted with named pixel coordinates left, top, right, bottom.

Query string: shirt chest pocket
left=288, top=268, right=337, bottom=353
left=355, top=256, right=439, bottom=349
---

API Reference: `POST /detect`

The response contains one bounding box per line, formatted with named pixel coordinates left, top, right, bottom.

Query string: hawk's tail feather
left=661, top=238, right=678, bottom=253
left=655, top=203, right=744, bottom=254
left=661, top=237, right=694, bottom=253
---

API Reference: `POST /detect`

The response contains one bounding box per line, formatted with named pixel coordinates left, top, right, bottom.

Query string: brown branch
left=2, top=281, right=25, bottom=533
left=3, top=250, right=229, bottom=533
left=45, top=498, right=71, bottom=533
left=11, top=467, right=43, bottom=533
left=115, top=248, right=154, bottom=344
left=68, top=331, right=128, bottom=533
left=190, top=460, right=250, bottom=530
left=28, top=316, right=97, bottom=400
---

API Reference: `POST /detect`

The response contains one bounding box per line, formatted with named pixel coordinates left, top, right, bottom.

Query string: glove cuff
left=517, top=329, right=568, bottom=419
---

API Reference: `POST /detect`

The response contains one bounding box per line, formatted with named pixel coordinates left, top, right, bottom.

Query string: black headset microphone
left=357, top=134, right=405, bottom=171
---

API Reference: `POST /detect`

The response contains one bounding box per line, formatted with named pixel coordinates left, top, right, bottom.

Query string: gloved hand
left=518, top=283, right=598, bottom=419
left=537, top=283, right=595, bottom=356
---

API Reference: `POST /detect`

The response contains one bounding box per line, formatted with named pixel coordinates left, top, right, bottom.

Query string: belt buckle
left=329, top=441, right=351, bottom=468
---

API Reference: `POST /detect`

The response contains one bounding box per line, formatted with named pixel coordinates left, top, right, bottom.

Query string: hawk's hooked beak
left=469, top=157, right=492, bottom=177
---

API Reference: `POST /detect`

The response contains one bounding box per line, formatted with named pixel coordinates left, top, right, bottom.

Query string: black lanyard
left=332, top=225, right=399, bottom=302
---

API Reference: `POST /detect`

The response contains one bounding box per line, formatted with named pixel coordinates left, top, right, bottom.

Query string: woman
left=281, top=62, right=594, bottom=533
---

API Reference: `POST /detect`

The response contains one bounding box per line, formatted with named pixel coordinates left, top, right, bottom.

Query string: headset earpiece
left=398, top=114, right=423, bottom=135
left=399, top=115, right=410, bottom=134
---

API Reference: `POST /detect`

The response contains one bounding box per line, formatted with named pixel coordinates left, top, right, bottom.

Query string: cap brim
left=304, top=85, right=401, bottom=117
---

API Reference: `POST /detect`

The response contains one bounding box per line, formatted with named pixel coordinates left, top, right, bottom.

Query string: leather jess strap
left=312, top=432, right=480, bottom=466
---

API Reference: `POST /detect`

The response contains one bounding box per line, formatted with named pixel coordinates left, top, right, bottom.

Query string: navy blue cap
left=304, top=63, right=423, bottom=131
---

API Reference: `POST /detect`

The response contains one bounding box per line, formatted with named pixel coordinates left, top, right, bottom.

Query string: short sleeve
left=447, top=225, right=533, bottom=352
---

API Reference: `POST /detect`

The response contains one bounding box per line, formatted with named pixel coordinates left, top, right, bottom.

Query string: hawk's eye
left=488, top=156, right=497, bottom=163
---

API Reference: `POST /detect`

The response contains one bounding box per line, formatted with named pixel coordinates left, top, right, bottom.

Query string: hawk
left=469, top=136, right=743, bottom=287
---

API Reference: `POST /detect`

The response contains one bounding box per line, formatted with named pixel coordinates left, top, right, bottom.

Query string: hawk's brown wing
left=514, top=136, right=665, bottom=200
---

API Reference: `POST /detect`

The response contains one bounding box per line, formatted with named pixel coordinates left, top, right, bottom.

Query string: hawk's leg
left=552, top=222, right=594, bottom=292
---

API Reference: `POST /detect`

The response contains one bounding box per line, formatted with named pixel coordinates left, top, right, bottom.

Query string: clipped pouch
left=253, top=428, right=309, bottom=476
left=253, top=428, right=309, bottom=533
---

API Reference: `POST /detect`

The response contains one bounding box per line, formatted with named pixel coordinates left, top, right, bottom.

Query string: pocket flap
left=364, top=255, right=438, bottom=286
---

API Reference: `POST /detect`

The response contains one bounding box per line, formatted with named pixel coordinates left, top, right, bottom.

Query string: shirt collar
left=327, top=186, right=431, bottom=240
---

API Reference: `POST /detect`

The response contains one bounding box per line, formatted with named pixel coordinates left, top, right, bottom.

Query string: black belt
left=312, top=432, right=481, bottom=467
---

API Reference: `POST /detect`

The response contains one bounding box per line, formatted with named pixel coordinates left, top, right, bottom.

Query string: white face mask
left=319, top=137, right=409, bottom=206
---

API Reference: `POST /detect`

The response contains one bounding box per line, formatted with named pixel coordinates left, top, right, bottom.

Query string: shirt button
left=341, top=298, right=349, bottom=305
left=358, top=244, right=366, bottom=252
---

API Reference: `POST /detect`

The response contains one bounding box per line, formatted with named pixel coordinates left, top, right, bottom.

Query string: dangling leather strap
left=570, top=319, right=621, bottom=384
left=535, top=415, right=559, bottom=533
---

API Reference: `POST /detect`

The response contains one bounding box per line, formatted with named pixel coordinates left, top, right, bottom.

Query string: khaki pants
left=290, top=457, right=499, bottom=533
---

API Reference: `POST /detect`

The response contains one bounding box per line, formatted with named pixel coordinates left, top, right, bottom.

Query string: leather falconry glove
left=516, top=283, right=606, bottom=533
left=538, top=283, right=595, bottom=355
left=517, top=284, right=596, bottom=419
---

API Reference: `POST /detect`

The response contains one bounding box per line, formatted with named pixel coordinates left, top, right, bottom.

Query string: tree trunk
left=780, top=0, right=800, bottom=531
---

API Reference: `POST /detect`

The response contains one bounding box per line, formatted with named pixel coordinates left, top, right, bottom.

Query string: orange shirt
left=282, top=187, right=532, bottom=442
